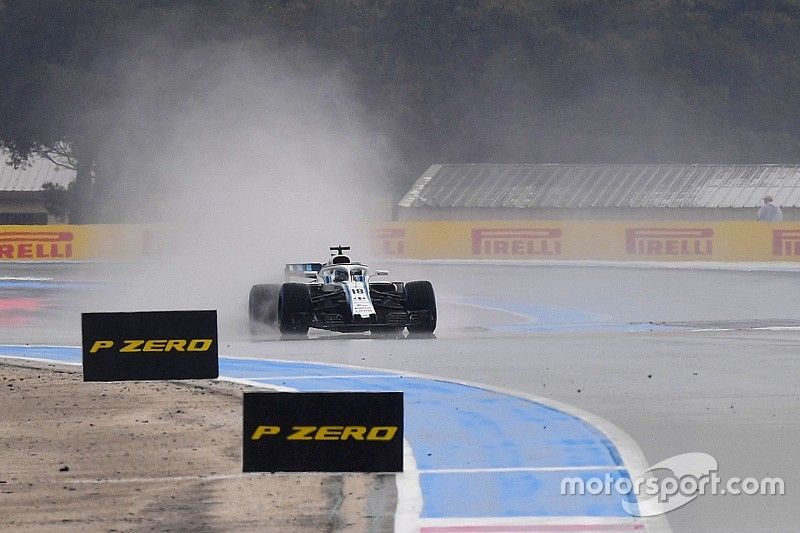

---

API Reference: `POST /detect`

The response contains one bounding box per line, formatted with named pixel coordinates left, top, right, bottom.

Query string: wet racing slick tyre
left=249, top=284, right=279, bottom=334
left=278, top=283, right=312, bottom=335
left=404, top=280, right=437, bottom=334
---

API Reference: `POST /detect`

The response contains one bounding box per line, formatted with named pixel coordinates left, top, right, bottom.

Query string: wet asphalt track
left=2, top=261, right=799, bottom=532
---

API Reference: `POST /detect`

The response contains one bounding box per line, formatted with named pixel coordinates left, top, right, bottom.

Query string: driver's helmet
left=333, top=268, right=349, bottom=283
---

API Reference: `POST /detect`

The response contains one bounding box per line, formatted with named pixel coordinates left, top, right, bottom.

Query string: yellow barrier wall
left=371, top=221, right=800, bottom=262
left=0, top=225, right=162, bottom=261
left=3, top=222, right=799, bottom=262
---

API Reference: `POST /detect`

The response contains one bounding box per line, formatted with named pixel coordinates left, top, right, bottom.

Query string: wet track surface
left=2, top=261, right=799, bottom=531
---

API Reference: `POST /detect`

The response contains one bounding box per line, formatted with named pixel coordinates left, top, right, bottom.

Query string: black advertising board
left=243, top=392, right=403, bottom=472
left=81, top=310, right=219, bottom=381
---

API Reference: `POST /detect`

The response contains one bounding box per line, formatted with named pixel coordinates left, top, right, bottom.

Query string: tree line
left=2, top=1, right=800, bottom=221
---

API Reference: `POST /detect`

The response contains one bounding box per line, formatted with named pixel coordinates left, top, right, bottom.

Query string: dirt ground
left=0, top=358, right=395, bottom=532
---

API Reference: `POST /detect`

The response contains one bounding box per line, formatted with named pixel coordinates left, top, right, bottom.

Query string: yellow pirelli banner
left=0, top=225, right=163, bottom=261
left=4, top=222, right=800, bottom=262
left=371, top=221, right=800, bottom=262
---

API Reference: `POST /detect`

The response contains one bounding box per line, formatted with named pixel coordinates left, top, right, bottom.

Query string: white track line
left=217, top=376, right=297, bottom=392
left=396, top=439, right=424, bottom=533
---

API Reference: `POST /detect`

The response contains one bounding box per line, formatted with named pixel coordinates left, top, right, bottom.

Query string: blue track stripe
left=0, top=346, right=635, bottom=519
left=420, top=469, right=632, bottom=517
left=0, top=345, right=81, bottom=361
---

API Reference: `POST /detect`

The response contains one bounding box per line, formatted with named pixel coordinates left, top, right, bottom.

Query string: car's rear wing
left=285, top=262, right=323, bottom=282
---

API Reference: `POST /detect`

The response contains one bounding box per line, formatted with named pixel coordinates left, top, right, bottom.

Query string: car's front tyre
left=278, top=283, right=312, bottom=335
left=404, top=280, right=437, bottom=334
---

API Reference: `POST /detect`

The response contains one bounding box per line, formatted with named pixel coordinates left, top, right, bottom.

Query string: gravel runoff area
left=0, top=358, right=395, bottom=532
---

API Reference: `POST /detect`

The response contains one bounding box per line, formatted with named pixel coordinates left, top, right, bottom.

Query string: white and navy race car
left=248, top=246, right=436, bottom=336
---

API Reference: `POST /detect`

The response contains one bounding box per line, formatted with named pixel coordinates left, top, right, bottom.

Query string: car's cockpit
left=325, top=265, right=367, bottom=284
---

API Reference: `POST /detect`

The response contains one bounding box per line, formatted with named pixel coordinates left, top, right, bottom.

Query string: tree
left=41, top=181, right=76, bottom=222
left=0, top=1, right=123, bottom=221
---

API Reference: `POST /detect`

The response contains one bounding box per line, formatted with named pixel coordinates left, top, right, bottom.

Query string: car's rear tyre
left=249, top=284, right=279, bottom=334
left=404, top=280, right=437, bottom=334
left=278, top=283, right=312, bottom=335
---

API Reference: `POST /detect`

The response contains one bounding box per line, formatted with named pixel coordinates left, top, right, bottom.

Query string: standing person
left=757, top=195, right=783, bottom=221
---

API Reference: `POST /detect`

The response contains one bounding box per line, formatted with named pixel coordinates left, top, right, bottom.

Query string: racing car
left=248, top=246, right=436, bottom=336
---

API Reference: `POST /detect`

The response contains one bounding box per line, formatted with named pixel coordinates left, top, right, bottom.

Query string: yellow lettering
left=366, top=426, right=397, bottom=441
left=341, top=426, right=366, bottom=440
left=250, top=425, right=398, bottom=441
left=187, top=339, right=212, bottom=352
left=165, top=339, right=186, bottom=352
left=120, top=340, right=144, bottom=352
left=143, top=339, right=167, bottom=352
left=314, top=426, right=344, bottom=440
left=250, top=425, right=281, bottom=440
left=89, top=340, right=114, bottom=353
left=90, top=339, right=212, bottom=354
left=287, top=426, right=316, bottom=440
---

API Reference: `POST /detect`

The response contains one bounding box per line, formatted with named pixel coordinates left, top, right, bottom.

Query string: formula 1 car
left=248, top=246, right=436, bottom=336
